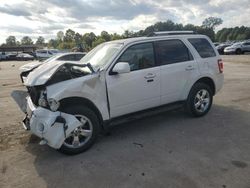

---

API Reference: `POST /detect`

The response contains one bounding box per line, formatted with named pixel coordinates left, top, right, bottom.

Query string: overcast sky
left=0, top=0, right=250, bottom=44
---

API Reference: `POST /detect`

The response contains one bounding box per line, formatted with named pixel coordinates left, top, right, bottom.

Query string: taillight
left=218, top=59, right=223, bottom=73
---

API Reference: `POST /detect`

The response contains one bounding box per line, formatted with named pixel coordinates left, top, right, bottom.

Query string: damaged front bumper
left=12, top=91, right=82, bottom=149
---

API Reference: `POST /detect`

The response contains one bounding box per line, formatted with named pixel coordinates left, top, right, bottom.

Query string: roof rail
left=148, top=31, right=196, bottom=37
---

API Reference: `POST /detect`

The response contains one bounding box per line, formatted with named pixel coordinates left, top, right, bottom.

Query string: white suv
left=13, top=31, right=224, bottom=155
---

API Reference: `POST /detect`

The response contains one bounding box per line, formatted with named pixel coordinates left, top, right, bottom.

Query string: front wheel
left=59, top=106, right=101, bottom=155
left=185, top=83, right=213, bottom=117
left=236, top=49, right=242, bottom=55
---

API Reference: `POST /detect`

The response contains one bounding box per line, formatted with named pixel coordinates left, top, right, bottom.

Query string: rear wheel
left=185, top=83, right=213, bottom=117
left=59, top=106, right=100, bottom=155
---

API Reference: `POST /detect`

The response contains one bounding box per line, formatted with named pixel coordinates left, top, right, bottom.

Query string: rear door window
left=154, top=39, right=193, bottom=65
left=188, top=38, right=216, bottom=58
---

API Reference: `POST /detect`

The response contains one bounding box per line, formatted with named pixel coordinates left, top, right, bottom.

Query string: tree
left=123, top=30, right=134, bottom=38
left=48, top=39, right=58, bottom=48
left=74, top=32, right=82, bottom=45
left=111, top=33, right=122, bottom=40
left=202, top=17, right=223, bottom=30
left=6, top=36, right=16, bottom=46
left=57, top=31, right=64, bottom=42
left=82, top=32, right=96, bottom=48
left=21, top=36, right=33, bottom=45
left=64, top=29, right=75, bottom=42
left=92, top=37, right=106, bottom=47
left=36, top=36, right=45, bottom=46
left=100, top=31, right=111, bottom=41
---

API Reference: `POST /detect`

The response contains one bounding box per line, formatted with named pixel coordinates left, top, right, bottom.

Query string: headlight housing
left=37, top=90, right=60, bottom=112
left=48, top=98, right=60, bottom=112
left=38, top=90, right=48, bottom=107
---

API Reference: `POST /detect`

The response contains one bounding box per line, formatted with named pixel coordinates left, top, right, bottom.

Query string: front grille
left=27, top=86, right=41, bottom=106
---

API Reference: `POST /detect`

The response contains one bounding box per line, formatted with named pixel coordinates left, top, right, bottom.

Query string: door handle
left=185, top=65, right=195, bottom=71
left=144, top=73, right=156, bottom=79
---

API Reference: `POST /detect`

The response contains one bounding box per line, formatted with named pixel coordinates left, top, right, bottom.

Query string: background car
left=5, top=52, right=18, bottom=60
left=16, top=53, right=35, bottom=61
left=224, top=41, right=250, bottom=54
left=35, top=49, right=60, bottom=60
left=216, top=43, right=231, bottom=54
left=213, top=42, right=220, bottom=47
left=0, top=52, right=8, bottom=60
left=19, top=52, right=87, bottom=83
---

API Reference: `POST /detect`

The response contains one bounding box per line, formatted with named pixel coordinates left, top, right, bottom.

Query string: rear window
left=155, top=39, right=193, bottom=65
left=188, top=38, right=216, bottom=58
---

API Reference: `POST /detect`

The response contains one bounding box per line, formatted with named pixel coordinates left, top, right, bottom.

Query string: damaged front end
left=12, top=90, right=82, bottom=149
left=11, top=62, right=97, bottom=149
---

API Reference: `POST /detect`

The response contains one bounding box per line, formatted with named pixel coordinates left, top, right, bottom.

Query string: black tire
left=236, top=49, right=242, bottom=55
left=59, top=106, right=101, bottom=155
left=185, top=83, right=213, bottom=117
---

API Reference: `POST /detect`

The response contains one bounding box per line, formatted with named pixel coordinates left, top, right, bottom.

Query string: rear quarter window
left=188, top=38, right=216, bottom=58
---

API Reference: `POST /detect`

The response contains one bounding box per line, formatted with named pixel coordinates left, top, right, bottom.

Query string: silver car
left=224, top=41, right=250, bottom=54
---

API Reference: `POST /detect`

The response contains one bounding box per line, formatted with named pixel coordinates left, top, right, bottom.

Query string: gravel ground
left=0, top=55, right=250, bottom=188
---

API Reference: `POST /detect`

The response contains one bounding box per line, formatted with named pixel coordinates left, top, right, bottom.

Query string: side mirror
left=112, top=62, right=130, bottom=74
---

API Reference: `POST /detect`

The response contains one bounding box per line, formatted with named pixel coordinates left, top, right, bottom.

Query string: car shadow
left=25, top=104, right=250, bottom=188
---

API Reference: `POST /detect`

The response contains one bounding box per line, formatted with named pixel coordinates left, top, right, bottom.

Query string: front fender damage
left=11, top=91, right=83, bottom=149
left=29, top=107, right=82, bottom=149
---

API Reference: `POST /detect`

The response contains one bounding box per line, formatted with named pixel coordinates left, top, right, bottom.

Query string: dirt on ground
left=0, top=55, right=250, bottom=188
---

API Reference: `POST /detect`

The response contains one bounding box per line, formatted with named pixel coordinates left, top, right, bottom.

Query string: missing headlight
left=47, top=98, right=60, bottom=112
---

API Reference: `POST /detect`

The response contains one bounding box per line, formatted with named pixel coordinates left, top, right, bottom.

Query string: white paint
left=16, top=34, right=224, bottom=150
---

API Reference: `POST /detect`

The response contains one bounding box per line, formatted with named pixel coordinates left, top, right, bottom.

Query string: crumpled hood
left=19, top=61, right=43, bottom=72
left=24, top=60, right=83, bottom=86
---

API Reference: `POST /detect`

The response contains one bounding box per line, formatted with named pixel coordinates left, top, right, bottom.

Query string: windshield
left=42, top=54, right=61, bottom=63
left=81, top=42, right=123, bottom=70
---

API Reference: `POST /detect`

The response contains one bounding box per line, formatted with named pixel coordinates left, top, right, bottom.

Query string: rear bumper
left=23, top=97, right=82, bottom=149
left=215, top=73, right=224, bottom=94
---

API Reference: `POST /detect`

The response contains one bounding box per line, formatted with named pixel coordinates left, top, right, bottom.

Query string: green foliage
left=92, top=37, right=106, bottom=47
left=57, top=31, right=64, bottom=42
left=64, top=29, right=76, bottom=42
left=101, top=31, right=111, bottom=41
left=4, top=17, right=250, bottom=50
left=21, top=36, right=33, bottom=45
left=216, top=26, right=250, bottom=42
left=35, top=36, right=45, bottom=46
left=47, top=39, right=58, bottom=49
left=202, top=17, right=223, bottom=30
left=6, top=36, right=16, bottom=46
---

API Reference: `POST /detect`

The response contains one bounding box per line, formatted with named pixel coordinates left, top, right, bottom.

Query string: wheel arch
left=194, top=77, right=216, bottom=95
left=58, top=97, right=104, bottom=128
